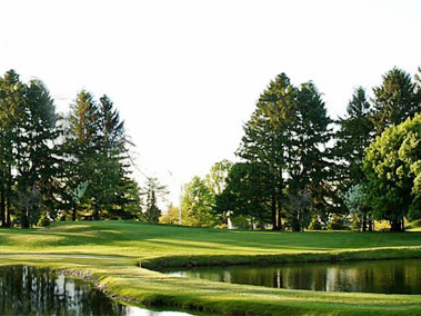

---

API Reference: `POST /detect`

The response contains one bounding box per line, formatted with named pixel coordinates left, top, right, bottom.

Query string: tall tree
left=237, top=73, right=295, bottom=230
left=64, top=90, right=99, bottom=220
left=371, top=68, right=419, bottom=134
left=15, top=80, right=61, bottom=227
left=93, top=95, right=131, bottom=219
left=0, top=70, right=24, bottom=226
left=334, top=87, right=374, bottom=230
left=287, top=82, right=333, bottom=231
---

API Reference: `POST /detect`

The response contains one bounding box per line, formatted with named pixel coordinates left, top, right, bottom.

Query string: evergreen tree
left=287, top=82, right=332, bottom=231
left=142, top=177, right=168, bottom=223
left=0, top=70, right=24, bottom=226
left=371, top=68, right=418, bottom=133
left=335, top=87, right=374, bottom=231
left=15, top=80, right=61, bottom=227
left=237, top=74, right=332, bottom=231
left=64, top=90, right=99, bottom=220
left=237, top=73, right=295, bottom=230
left=93, top=95, right=131, bottom=219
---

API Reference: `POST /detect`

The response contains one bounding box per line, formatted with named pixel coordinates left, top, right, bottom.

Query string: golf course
left=1, top=221, right=421, bottom=316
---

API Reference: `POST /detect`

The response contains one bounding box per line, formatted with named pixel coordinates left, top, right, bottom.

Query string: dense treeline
left=0, top=70, right=142, bottom=227
left=173, top=66, right=421, bottom=232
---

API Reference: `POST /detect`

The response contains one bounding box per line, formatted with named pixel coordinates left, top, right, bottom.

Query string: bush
left=38, top=215, right=51, bottom=227
left=411, top=219, right=421, bottom=228
left=328, top=215, right=348, bottom=230
left=309, top=218, right=322, bottom=230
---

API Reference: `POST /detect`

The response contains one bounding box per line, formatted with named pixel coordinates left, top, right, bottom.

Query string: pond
left=165, top=258, right=421, bottom=294
left=0, top=266, right=198, bottom=316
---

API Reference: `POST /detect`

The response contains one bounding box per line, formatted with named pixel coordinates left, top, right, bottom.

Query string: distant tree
left=216, top=162, right=271, bottom=229
left=204, top=159, right=232, bottom=222
left=205, top=160, right=233, bottom=196
left=181, top=176, right=216, bottom=227
left=160, top=204, right=180, bottom=225
left=142, top=177, right=168, bottom=223
left=343, top=184, right=372, bottom=231
left=363, top=113, right=421, bottom=231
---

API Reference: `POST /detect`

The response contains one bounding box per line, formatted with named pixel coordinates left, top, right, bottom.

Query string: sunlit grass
left=0, top=221, right=420, bottom=315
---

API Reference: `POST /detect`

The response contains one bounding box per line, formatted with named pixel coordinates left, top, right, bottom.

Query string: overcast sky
left=0, top=0, right=420, bottom=205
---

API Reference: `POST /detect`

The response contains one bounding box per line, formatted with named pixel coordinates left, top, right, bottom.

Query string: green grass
left=1, top=221, right=421, bottom=315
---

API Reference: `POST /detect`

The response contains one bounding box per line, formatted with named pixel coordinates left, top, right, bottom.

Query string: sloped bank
left=140, top=246, right=421, bottom=270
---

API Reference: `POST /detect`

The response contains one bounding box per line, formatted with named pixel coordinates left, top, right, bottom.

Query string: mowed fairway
left=1, top=221, right=421, bottom=316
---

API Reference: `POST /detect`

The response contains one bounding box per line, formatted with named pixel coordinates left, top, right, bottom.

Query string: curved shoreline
left=2, top=247, right=421, bottom=316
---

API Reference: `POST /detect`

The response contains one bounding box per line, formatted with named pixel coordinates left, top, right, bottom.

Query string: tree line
left=170, top=67, right=421, bottom=232
left=0, top=70, right=144, bottom=228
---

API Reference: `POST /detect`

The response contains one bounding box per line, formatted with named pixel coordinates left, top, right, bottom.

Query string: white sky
left=0, top=0, right=420, bottom=206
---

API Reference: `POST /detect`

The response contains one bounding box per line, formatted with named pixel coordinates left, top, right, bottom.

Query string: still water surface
left=166, top=259, right=421, bottom=294
left=0, top=266, right=197, bottom=316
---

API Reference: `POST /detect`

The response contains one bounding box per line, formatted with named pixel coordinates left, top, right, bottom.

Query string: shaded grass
left=0, top=221, right=421, bottom=315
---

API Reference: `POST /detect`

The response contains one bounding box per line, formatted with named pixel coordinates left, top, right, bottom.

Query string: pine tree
left=0, top=70, right=24, bottom=226
left=335, top=87, right=374, bottom=231
left=237, top=73, right=295, bottom=230
left=371, top=68, right=418, bottom=133
left=15, top=79, right=61, bottom=227
left=64, top=90, right=99, bottom=220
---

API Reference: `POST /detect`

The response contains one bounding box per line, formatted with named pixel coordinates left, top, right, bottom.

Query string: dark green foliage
left=64, top=92, right=139, bottom=220
left=334, top=88, right=375, bottom=230
left=233, top=73, right=333, bottom=231
left=0, top=71, right=62, bottom=228
left=0, top=70, right=141, bottom=227
left=371, top=68, right=419, bottom=133
left=216, top=162, right=271, bottom=229
left=308, top=217, right=323, bottom=230
left=142, top=177, right=168, bottom=223
left=328, top=214, right=348, bottom=230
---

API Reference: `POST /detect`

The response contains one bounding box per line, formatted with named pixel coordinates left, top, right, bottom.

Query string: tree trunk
left=72, top=203, right=77, bottom=221
left=277, top=207, right=282, bottom=231
left=277, top=169, right=283, bottom=230
left=0, top=186, right=5, bottom=227
left=368, top=215, right=373, bottom=232
left=401, top=218, right=405, bottom=232
left=362, top=214, right=367, bottom=232
left=4, top=163, right=11, bottom=227
left=390, top=219, right=403, bottom=232
left=271, top=192, right=279, bottom=230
